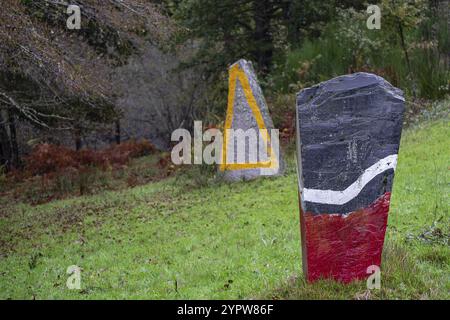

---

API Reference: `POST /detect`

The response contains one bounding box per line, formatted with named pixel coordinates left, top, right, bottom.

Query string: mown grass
left=0, top=119, right=448, bottom=299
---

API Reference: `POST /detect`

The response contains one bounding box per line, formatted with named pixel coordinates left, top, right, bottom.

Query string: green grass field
left=0, top=119, right=448, bottom=300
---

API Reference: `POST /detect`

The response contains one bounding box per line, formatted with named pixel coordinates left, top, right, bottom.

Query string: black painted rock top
left=296, top=73, right=405, bottom=214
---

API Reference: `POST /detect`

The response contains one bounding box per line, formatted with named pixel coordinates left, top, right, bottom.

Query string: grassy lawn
left=0, top=119, right=448, bottom=299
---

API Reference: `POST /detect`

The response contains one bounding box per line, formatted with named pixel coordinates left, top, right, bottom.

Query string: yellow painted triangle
left=220, top=63, right=278, bottom=171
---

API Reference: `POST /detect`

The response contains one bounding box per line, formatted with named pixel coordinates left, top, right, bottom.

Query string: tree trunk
left=74, top=127, right=82, bottom=151
left=282, top=0, right=303, bottom=46
left=0, top=109, right=20, bottom=169
left=7, top=111, right=20, bottom=168
left=252, top=1, right=274, bottom=74
left=0, top=111, right=11, bottom=168
left=115, top=119, right=121, bottom=145
left=397, top=20, right=416, bottom=97
left=397, top=21, right=412, bottom=76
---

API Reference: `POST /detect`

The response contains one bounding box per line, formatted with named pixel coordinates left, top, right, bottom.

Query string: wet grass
left=0, top=119, right=448, bottom=299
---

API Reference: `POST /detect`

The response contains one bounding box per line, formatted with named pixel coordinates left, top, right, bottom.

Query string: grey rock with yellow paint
left=220, top=59, right=284, bottom=181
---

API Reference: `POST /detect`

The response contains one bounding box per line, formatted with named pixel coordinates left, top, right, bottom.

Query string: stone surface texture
left=297, top=72, right=405, bottom=214
left=222, top=59, right=284, bottom=181
left=296, top=72, right=405, bottom=282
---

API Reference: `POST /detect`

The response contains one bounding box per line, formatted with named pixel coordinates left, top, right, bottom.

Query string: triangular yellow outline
left=220, top=63, right=278, bottom=171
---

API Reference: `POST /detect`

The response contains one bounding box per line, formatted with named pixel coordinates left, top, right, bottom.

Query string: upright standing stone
left=220, top=59, right=284, bottom=181
left=296, top=73, right=405, bottom=283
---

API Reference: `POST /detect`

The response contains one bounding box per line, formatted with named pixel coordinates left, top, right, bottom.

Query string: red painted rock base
left=300, top=193, right=391, bottom=283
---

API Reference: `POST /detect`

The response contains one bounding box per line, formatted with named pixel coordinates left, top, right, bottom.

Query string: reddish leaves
left=23, top=140, right=156, bottom=176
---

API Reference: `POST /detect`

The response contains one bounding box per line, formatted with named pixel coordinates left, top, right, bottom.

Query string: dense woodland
left=0, top=0, right=449, bottom=171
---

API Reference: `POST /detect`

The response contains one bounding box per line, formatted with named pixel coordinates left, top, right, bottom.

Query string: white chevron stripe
left=302, top=154, right=398, bottom=205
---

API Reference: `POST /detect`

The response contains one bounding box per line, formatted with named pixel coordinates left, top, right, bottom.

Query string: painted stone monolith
left=296, top=72, right=405, bottom=283
left=220, top=59, right=284, bottom=181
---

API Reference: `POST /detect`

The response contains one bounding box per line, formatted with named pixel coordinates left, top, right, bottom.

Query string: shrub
left=4, top=140, right=158, bottom=203
left=23, top=140, right=156, bottom=176
left=268, top=5, right=449, bottom=101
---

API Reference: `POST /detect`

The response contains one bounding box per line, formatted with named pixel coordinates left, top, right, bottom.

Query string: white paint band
left=302, top=154, right=398, bottom=205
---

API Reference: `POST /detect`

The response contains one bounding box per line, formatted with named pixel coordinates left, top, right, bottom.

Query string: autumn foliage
left=23, top=140, right=156, bottom=176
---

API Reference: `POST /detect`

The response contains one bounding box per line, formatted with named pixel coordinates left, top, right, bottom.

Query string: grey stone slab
left=221, top=59, right=284, bottom=181
left=296, top=72, right=405, bottom=214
